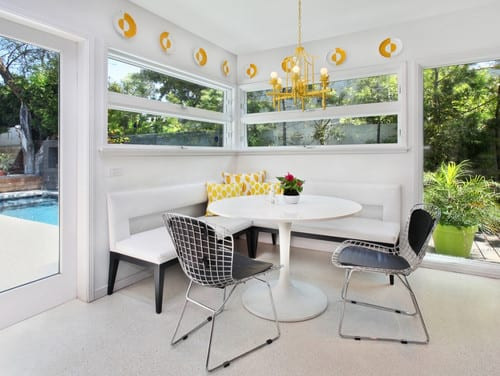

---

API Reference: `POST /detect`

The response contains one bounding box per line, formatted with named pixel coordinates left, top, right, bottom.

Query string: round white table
left=208, top=194, right=362, bottom=322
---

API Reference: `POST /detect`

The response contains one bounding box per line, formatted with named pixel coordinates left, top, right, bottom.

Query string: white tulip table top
left=208, top=194, right=362, bottom=322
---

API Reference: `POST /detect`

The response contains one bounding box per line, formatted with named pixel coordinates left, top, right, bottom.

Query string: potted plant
left=424, top=161, right=499, bottom=257
left=0, top=153, right=14, bottom=176
left=277, top=172, right=304, bottom=204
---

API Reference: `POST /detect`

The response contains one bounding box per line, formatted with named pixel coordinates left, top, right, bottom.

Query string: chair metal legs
left=338, top=269, right=430, bottom=344
left=171, top=278, right=280, bottom=372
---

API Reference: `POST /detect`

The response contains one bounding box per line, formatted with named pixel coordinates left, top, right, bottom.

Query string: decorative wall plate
left=222, top=60, right=231, bottom=77
left=281, top=56, right=296, bottom=73
left=246, top=63, right=258, bottom=79
left=378, top=37, right=403, bottom=58
left=326, top=48, right=346, bottom=66
left=193, top=47, right=208, bottom=66
left=114, top=11, right=137, bottom=39
left=159, top=31, right=173, bottom=53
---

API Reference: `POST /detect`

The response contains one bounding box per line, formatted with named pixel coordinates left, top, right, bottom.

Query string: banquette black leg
left=107, top=252, right=120, bottom=295
left=245, top=228, right=258, bottom=259
left=246, top=228, right=256, bottom=259
left=271, top=232, right=277, bottom=245
left=154, top=264, right=166, bottom=314
left=389, top=275, right=394, bottom=285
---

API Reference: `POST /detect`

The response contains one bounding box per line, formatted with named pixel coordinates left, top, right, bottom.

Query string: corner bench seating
left=107, top=183, right=252, bottom=314
left=107, top=181, right=401, bottom=314
left=249, top=182, right=401, bottom=257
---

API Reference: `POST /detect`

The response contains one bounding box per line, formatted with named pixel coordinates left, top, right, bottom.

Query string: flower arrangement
left=277, top=172, right=304, bottom=196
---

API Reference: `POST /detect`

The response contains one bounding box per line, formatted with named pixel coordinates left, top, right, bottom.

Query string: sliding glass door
left=422, top=59, right=499, bottom=265
left=0, top=17, right=78, bottom=329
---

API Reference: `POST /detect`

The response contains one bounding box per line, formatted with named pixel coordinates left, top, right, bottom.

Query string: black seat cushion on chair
left=232, top=252, right=273, bottom=280
left=338, top=246, right=410, bottom=270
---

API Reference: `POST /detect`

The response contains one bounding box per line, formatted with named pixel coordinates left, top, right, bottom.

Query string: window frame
left=239, top=62, right=408, bottom=153
left=103, top=51, right=234, bottom=152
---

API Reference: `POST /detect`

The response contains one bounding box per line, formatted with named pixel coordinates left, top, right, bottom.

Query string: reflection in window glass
left=246, top=74, right=398, bottom=113
left=108, top=58, right=225, bottom=112
left=246, top=115, right=398, bottom=147
left=108, top=110, right=224, bottom=147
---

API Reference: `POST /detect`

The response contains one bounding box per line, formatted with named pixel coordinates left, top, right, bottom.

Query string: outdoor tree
left=423, top=62, right=499, bottom=179
left=0, top=36, right=59, bottom=174
left=107, top=68, right=224, bottom=145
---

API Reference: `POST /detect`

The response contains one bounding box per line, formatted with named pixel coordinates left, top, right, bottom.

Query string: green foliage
left=107, top=67, right=224, bottom=143
left=327, top=74, right=398, bottom=107
left=246, top=90, right=274, bottom=114
left=108, top=68, right=224, bottom=111
left=277, top=172, right=304, bottom=194
left=107, top=110, right=222, bottom=146
left=424, top=161, right=499, bottom=231
left=312, top=119, right=345, bottom=145
left=0, top=84, right=19, bottom=133
left=27, top=57, right=59, bottom=139
left=0, top=37, right=59, bottom=141
left=247, top=124, right=275, bottom=146
left=423, top=62, right=499, bottom=179
left=0, top=152, right=14, bottom=172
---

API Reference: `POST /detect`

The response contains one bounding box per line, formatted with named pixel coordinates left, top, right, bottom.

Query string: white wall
left=0, top=0, right=238, bottom=299
left=236, top=3, right=500, bottom=231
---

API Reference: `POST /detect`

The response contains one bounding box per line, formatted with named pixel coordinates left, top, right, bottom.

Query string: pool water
left=0, top=196, right=59, bottom=225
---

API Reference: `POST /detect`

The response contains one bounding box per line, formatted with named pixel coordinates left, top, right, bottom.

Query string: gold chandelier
left=268, top=0, right=331, bottom=111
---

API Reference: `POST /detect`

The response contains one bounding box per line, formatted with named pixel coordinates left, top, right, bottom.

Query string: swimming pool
left=0, top=195, right=59, bottom=225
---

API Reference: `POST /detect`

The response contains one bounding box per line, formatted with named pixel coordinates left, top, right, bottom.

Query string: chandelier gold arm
left=268, top=0, right=332, bottom=111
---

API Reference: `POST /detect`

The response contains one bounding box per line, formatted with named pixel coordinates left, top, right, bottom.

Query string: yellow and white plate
left=194, top=47, right=208, bottom=66
left=378, top=37, right=403, bottom=58
left=114, top=11, right=137, bottom=39
left=159, top=31, right=173, bottom=54
left=326, top=47, right=346, bottom=66
left=245, top=63, right=258, bottom=79
left=222, top=60, right=231, bottom=77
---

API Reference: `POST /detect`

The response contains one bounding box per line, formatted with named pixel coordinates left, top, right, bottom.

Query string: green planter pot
left=432, top=223, right=478, bottom=258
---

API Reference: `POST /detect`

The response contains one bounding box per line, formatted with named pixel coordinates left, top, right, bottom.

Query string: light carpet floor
left=1, top=243, right=500, bottom=376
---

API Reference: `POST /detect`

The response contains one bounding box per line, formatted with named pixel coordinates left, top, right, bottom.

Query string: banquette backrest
left=302, top=182, right=401, bottom=223
left=107, top=183, right=207, bottom=251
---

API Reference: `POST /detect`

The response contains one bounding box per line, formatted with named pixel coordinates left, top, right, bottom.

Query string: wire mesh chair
left=163, top=213, right=280, bottom=372
left=331, top=203, right=440, bottom=344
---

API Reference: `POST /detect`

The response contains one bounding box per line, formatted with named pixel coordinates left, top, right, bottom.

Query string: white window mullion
left=241, top=101, right=400, bottom=125
left=108, top=92, right=229, bottom=124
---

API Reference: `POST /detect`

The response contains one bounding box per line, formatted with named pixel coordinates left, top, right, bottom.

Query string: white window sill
left=99, top=145, right=238, bottom=157
left=239, top=144, right=409, bottom=155
left=422, top=253, right=500, bottom=279
left=99, top=144, right=409, bottom=157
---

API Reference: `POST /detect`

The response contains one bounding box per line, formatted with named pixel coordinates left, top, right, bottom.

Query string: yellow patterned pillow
left=206, top=182, right=243, bottom=216
left=221, top=170, right=266, bottom=195
left=250, top=182, right=283, bottom=196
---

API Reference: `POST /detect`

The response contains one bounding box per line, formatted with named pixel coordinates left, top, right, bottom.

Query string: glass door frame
left=413, top=57, right=500, bottom=279
left=0, top=16, right=83, bottom=329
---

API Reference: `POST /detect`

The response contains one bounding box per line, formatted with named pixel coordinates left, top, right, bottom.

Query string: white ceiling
left=130, top=0, right=496, bottom=55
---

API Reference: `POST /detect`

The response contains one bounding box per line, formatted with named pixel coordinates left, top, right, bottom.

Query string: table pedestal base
left=242, top=279, right=328, bottom=322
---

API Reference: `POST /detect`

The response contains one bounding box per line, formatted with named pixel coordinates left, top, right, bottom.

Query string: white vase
left=283, top=194, right=300, bottom=204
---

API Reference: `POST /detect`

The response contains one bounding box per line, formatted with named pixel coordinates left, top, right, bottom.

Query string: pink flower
left=285, top=172, right=294, bottom=182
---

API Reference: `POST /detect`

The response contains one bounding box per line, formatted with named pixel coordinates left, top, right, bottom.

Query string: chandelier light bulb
left=277, top=77, right=282, bottom=85
left=320, top=67, right=328, bottom=76
left=270, top=71, right=278, bottom=79
left=292, top=65, right=300, bottom=74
